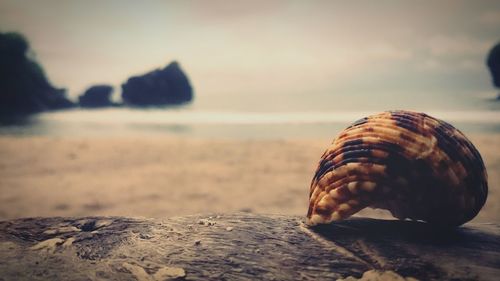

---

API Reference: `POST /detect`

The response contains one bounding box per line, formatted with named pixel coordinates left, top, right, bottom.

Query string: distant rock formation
left=78, top=85, right=115, bottom=108
left=0, top=32, right=74, bottom=118
left=121, top=61, right=193, bottom=106
left=486, top=42, right=500, bottom=100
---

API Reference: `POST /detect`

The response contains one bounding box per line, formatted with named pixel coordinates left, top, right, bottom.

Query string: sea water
left=1, top=91, right=499, bottom=139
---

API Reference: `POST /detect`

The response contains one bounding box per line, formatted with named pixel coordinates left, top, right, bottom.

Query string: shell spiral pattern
left=307, top=110, right=488, bottom=227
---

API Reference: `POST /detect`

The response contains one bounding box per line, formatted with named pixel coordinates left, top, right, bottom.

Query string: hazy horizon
left=1, top=0, right=499, bottom=105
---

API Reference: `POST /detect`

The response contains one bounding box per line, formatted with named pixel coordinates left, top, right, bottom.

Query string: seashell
left=306, top=110, right=488, bottom=227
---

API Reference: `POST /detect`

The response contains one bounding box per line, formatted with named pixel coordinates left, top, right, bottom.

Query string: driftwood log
left=0, top=214, right=499, bottom=281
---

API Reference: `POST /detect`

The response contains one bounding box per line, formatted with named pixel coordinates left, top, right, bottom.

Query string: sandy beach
left=0, top=134, right=498, bottom=223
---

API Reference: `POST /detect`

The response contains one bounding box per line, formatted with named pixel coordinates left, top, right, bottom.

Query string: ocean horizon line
left=36, top=108, right=500, bottom=125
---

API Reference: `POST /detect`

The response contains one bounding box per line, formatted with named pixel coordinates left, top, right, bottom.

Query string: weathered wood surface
left=0, top=214, right=499, bottom=281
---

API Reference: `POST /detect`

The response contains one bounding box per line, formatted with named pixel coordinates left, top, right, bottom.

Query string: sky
left=0, top=0, right=499, bottom=106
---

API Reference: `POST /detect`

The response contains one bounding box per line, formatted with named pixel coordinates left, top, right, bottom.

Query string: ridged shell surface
left=307, top=110, right=488, bottom=227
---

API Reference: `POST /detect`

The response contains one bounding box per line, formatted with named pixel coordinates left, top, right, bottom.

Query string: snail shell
left=307, top=110, right=488, bottom=227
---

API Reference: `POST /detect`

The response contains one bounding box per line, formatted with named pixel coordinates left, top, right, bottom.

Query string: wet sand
left=0, top=134, right=498, bottom=222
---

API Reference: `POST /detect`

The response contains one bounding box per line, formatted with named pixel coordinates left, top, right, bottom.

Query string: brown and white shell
left=307, top=110, right=488, bottom=227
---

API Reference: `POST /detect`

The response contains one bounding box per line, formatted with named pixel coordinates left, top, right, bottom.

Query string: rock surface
left=0, top=214, right=498, bottom=281
left=121, top=61, right=193, bottom=106
left=486, top=42, right=500, bottom=100
left=0, top=32, right=74, bottom=119
left=78, top=85, right=115, bottom=108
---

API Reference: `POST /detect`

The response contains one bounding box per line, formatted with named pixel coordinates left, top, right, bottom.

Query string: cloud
left=189, top=0, right=289, bottom=22
left=363, top=43, right=413, bottom=61
left=479, top=10, right=500, bottom=25
left=412, top=35, right=492, bottom=73
left=427, top=35, right=490, bottom=57
left=415, top=57, right=481, bottom=72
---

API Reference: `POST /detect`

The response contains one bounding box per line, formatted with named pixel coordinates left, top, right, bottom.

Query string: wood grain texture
left=0, top=214, right=499, bottom=281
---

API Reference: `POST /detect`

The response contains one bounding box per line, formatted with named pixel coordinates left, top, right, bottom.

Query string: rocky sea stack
left=0, top=32, right=74, bottom=118
left=121, top=61, right=193, bottom=106
left=486, top=42, right=500, bottom=100
left=78, top=85, right=115, bottom=108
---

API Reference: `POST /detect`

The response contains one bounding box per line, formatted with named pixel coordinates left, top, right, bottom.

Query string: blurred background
left=0, top=0, right=499, bottom=222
